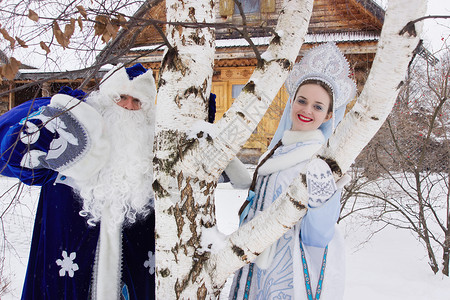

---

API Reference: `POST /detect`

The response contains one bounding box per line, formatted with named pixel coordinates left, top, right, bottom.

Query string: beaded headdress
left=285, top=42, right=356, bottom=110
left=268, top=42, right=356, bottom=149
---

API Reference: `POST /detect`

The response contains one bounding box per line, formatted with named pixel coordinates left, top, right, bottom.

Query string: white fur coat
left=229, top=129, right=345, bottom=300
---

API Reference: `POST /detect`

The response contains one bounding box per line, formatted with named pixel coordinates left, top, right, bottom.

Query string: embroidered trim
left=299, top=236, right=328, bottom=300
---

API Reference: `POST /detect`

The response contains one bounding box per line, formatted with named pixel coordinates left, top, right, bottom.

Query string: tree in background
left=341, top=42, right=450, bottom=276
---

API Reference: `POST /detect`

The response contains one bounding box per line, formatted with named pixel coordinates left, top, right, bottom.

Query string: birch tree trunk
left=154, top=0, right=427, bottom=298
left=154, top=0, right=313, bottom=297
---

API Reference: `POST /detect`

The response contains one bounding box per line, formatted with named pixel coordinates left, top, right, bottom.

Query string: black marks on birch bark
left=270, top=33, right=281, bottom=45
left=177, top=171, right=184, bottom=190
left=180, top=177, right=197, bottom=228
left=191, top=251, right=210, bottom=286
left=200, top=180, right=216, bottom=196
left=232, top=245, right=245, bottom=257
left=184, top=86, right=202, bottom=99
left=189, top=29, right=206, bottom=45
left=175, top=278, right=186, bottom=299
left=175, top=94, right=181, bottom=108
left=152, top=179, right=169, bottom=199
left=156, top=131, right=197, bottom=173
left=242, top=81, right=256, bottom=94
left=174, top=203, right=185, bottom=238
left=202, top=78, right=208, bottom=92
left=188, top=7, right=196, bottom=22
left=172, top=176, right=217, bottom=297
left=175, top=251, right=210, bottom=298
left=160, top=268, right=170, bottom=278
left=197, top=283, right=207, bottom=300
left=348, top=108, right=380, bottom=123
left=161, top=46, right=188, bottom=76
left=289, top=195, right=307, bottom=210
left=276, top=58, right=291, bottom=70
left=399, top=21, right=418, bottom=37
left=318, top=156, right=342, bottom=176
left=301, top=174, right=307, bottom=185
left=158, top=77, right=166, bottom=89
left=171, top=243, right=180, bottom=264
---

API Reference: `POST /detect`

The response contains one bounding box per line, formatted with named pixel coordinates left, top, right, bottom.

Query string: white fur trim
left=95, top=207, right=122, bottom=300
left=281, top=129, right=325, bottom=146
left=54, top=173, right=80, bottom=190
left=49, top=94, right=110, bottom=181
left=99, top=65, right=156, bottom=111
left=258, top=130, right=324, bottom=176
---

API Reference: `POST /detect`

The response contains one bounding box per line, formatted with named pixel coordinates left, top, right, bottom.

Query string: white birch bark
left=154, top=1, right=216, bottom=298
left=154, top=0, right=314, bottom=298
left=207, top=0, right=427, bottom=288
left=154, top=0, right=426, bottom=298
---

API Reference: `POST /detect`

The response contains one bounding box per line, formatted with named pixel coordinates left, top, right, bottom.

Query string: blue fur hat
left=125, top=63, right=148, bottom=80
left=99, top=63, right=156, bottom=110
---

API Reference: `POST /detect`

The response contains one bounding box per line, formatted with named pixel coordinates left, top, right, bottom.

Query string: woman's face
left=290, top=83, right=332, bottom=131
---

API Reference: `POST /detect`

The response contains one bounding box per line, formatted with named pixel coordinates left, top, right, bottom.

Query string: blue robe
left=229, top=130, right=345, bottom=300
left=0, top=88, right=155, bottom=300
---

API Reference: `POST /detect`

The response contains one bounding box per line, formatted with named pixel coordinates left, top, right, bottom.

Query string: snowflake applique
left=143, top=251, right=155, bottom=275
left=56, top=251, right=79, bottom=277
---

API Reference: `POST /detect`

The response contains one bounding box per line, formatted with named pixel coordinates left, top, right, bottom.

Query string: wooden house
left=2, top=0, right=386, bottom=159
left=112, top=0, right=385, bottom=159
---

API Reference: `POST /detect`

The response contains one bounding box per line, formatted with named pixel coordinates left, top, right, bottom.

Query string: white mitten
left=306, top=158, right=337, bottom=209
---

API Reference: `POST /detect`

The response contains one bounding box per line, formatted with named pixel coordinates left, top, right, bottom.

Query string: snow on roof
left=18, top=64, right=113, bottom=75
left=129, top=32, right=379, bottom=52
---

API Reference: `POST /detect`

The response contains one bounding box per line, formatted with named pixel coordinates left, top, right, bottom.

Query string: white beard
left=77, top=91, right=155, bottom=227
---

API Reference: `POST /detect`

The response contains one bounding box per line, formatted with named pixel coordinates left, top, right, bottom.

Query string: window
left=232, top=84, right=245, bottom=99
left=219, top=0, right=275, bottom=17
left=234, top=0, right=260, bottom=14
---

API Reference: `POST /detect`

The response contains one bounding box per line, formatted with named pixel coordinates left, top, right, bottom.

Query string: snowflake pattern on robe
left=143, top=251, right=155, bottom=275
left=56, top=251, right=79, bottom=277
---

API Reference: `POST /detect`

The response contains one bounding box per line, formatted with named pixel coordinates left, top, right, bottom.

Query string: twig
left=233, top=0, right=263, bottom=65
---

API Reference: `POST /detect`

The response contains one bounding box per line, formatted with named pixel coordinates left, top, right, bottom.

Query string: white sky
left=5, top=0, right=450, bottom=71
left=422, top=0, right=450, bottom=53
left=370, top=0, right=449, bottom=54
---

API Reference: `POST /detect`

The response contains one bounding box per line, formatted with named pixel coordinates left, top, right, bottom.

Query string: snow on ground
left=1, top=177, right=40, bottom=300
left=1, top=176, right=450, bottom=299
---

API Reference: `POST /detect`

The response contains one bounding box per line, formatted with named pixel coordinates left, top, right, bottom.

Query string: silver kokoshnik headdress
left=269, top=42, right=357, bottom=149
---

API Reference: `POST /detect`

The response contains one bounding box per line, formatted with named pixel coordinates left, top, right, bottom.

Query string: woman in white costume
left=229, top=42, right=356, bottom=300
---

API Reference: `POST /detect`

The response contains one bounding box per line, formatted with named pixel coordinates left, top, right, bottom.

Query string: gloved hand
left=306, top=158, right=337, bottom=209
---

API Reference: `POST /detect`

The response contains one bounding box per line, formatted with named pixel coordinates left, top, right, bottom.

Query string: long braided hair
left=238, top=140, right=283, bottom=217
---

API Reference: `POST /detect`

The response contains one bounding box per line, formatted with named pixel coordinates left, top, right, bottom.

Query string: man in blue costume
left=0, top=63, right=156, bottom=300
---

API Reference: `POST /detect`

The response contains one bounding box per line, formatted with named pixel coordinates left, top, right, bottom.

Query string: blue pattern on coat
left=0, top=88, right=155, bottom=299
